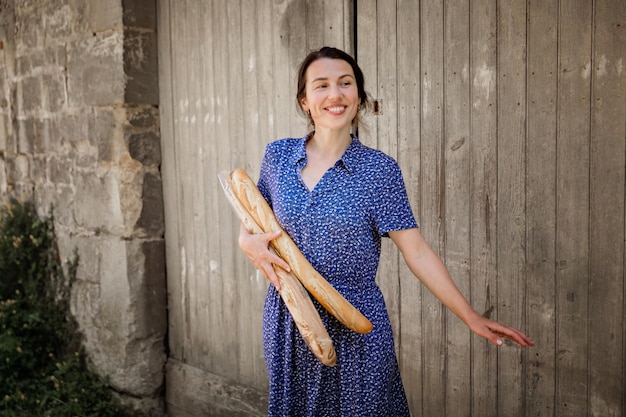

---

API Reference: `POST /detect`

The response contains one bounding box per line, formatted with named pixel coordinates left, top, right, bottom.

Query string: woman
left=239, top=46, right=533, bottom=416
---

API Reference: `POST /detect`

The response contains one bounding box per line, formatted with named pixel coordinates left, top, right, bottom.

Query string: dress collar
left=291, top=132, right=361, bottom=174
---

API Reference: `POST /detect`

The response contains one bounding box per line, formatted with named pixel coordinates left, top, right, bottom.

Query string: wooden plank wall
left=157, top=0, right=354, bottom=415
left=357, top=1, right=625, bottom=417
left=158, top=0, right=625, bottom=415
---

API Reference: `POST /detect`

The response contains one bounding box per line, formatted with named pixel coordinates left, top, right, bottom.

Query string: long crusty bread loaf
left=229, top=168, right=373, bottom=335
left=218, top=171, right=336, bottom=366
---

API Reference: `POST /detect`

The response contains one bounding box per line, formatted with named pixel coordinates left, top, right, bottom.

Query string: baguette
left=218, top=171, right=336, bottom=366
left=229, top=168, right=373, bottom=335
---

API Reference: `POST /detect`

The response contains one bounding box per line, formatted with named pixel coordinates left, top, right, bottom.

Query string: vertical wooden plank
left=526, top=0, right=558, bottom=415
left=272, top=0, right=307, bottom=138
left=270, top=0, right=292, bottom=139
left=305, top=0, right=326, bottom=48
left=197, top=0, right=221, bottom=376
left=555, top=1, right=592, bottom=415
left=240, top=0, right=269, bottom=388
left=225, top=0, right=248, bottom=383
left=322, top=0, right=347, bottom=48
left=496, top=0, right=527, bottom=414
left=442, top=1, right=472, bottom=415
left=396, top=0, right=423, bottom=414
left=468, top=0, right=499, bottom=414
left=249, top=10, right=276, bottom=383
left=157, top=0, right=185, bottom=360
left=373, top=0, right=402, bottom=361
left=210, top=0, right=235, bottom=376
left=172, top=0, right=194, bottom=364
left=252, top=0, right=275, bottom=172
left=420, top=0, right=447, bottom=415
left=190, top=0, right=207, bottom=369
left=588, top=1, right=626, bottom=415
left=195, top=0, right=219, bottom=372
left=355, top=0, right=378, bottom=149
left=343, top=0, right=354, bottom=53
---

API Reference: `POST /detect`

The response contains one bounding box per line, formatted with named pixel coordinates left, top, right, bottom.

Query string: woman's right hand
left=238, top=223, right=290, bottom=290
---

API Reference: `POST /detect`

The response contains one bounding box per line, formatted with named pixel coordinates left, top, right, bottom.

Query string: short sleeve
left=257, top=144, right=273, bottom=207
left=372, top=161, right=418, bottom=237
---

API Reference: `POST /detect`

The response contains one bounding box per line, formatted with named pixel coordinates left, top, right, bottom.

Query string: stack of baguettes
left=218, top=168, right=373, bottom=367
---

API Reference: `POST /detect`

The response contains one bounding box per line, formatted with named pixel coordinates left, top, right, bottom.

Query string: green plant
left=0, top=199, right=124, bottom=416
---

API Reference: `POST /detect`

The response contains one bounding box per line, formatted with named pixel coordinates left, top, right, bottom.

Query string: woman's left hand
left=466, top=314, right=534, bottom=347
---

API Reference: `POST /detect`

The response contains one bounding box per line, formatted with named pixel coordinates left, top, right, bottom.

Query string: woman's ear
left=300, top=98, right=309, bottom=113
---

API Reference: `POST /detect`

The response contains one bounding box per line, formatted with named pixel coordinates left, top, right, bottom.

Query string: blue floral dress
left=257, top=134, right=418, bottom=417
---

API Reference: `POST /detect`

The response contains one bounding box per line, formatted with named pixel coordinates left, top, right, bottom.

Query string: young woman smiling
left=238, top=46, right=533, bottom=417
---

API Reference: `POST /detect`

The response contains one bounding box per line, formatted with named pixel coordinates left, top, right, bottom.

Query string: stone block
left=29, top=154, right=45, bottom=184
left=74, top=154, right=145, bottom=237
left=92, top=107, right=127, bottom=162
left=50, top=109, right=90, bottom=144
left=88, top=0, right=123, bottom=33
left=127, top=105, right=159, bottom=129
left=18, top=75, right=42, bottom=114
left=53, top=185, right=75, bottom=226
left=49, top=155, right=72, bottom=185
left=34, top=118, right=50, bottom=153
left=128, top=130, right=160, bottom=166
left=44, top=45, right=67, bottom=70
left=74, top=139, right=98, bottom=169
left=66, top=235, right=102, bottom=285
left=124, top=29, right=158, bottom=105
left=42, top=72, right=66, bottom=113
left=70, top=237, right=167, bottom=397
left=0, top=113, right=9, bottom=151
left=126, top=239, right=167, bottom=338
left=12, top=182, right=34, bottom=202
left=17, top=118, right=32, bottom=153
left=117, top=153, right=144, bottom=236
left=17, top=117, right=49, bottom=153
left=6, top=154, right=29, bottom=183
left=67, top=31, right=125, bottom=106
left=136, top=171, right=164, bottom=237
left=0, top=157, right=6, bottom=195
left=74, top=171, right=125, bottom=235
left=33, top=183, right=63, bottom=226
left=43, top=1, right=89, bottom=42
left=16, top=55, right=31, bottom=76
left=15, top=8, right=42, bottom=52
left=122, top=0, right=156, bottom=30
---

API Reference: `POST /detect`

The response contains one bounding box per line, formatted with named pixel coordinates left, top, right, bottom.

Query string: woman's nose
left=327, top=83, right=341, bottom=99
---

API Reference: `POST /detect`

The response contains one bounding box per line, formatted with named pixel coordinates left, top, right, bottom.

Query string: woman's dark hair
left=296, top=46, right=370, bottom=128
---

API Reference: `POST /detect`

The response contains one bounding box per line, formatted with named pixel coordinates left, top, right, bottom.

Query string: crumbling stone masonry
left=0, top=0, right=166, bottom=415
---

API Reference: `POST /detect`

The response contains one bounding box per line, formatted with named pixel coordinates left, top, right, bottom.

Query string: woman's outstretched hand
left=238, top=223, right=290, bottom=290
left=466, top=314, right=534, bottom=347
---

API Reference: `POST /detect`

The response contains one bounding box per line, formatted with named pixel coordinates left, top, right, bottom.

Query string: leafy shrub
left=0, top=199, right=124, bottom=416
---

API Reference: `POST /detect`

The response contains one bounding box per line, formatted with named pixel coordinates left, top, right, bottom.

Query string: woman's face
left=300, top=58, right=360, bottom=133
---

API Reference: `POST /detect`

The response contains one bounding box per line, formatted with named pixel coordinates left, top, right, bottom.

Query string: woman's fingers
left=489, top=325, right=534, bottom=347
left=239, top=225, right=290, bottom=289
left=468, top=314, right=534, bottom=347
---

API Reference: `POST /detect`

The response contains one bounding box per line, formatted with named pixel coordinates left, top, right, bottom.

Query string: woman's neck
left=307, top=127, right=352, bottom=161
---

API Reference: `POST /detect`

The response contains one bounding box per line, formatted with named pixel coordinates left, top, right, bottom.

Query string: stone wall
left=0, top=0, right=166, bottom=415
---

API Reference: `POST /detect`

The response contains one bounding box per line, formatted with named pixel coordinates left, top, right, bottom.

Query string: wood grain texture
left=525, top=0, right=558, bottom=415
left=468, top=0, right=499, bottom=414
left=588, top=1, right=626, bottom=415
left=419, top=0, right=447, bottom=415
left=556, top=1, right=593, bottom=415
left=159, top=1, right=626, bottom=415
left=496, top=0, right=528, bottom=414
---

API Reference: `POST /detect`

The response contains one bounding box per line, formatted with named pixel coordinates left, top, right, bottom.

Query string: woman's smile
left=300, top=58, right=360, bottom=133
